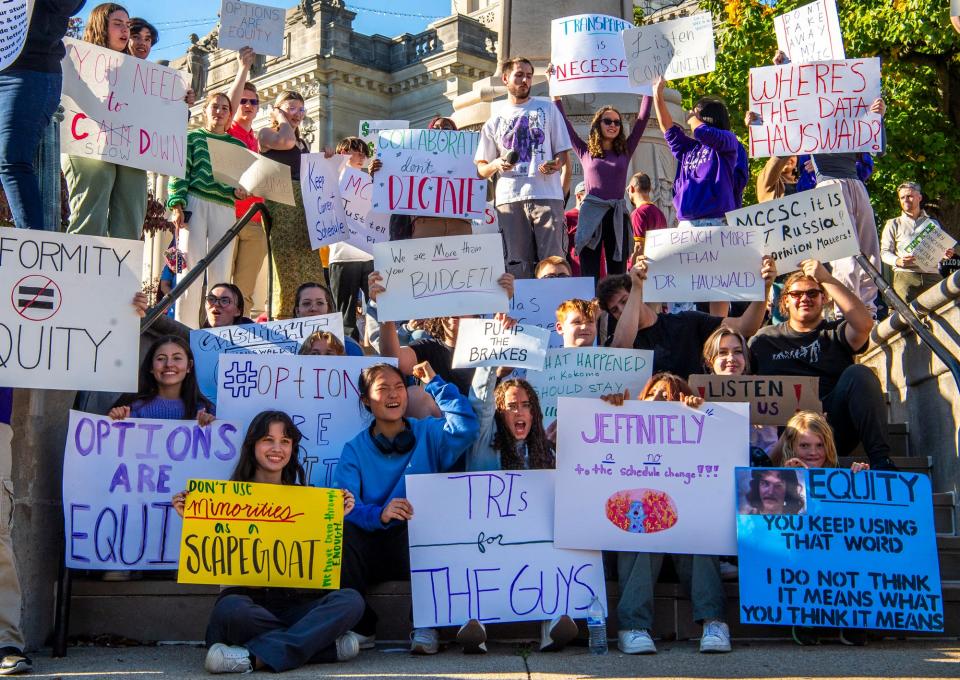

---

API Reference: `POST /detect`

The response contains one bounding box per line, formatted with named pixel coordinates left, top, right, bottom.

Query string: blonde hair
left=555, top=298, right=597, bottom=324
left=298, top=331, right=345, bottom=356
left=272, top=91, right=305, bottom=135
left=776, top=411, right=838, bottom=468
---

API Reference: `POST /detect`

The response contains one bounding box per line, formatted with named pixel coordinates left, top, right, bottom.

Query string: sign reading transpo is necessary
left=178, top=479, right=344, bottom=589
left=622, top=13, right=716, bottom=88
left=688, top=375, right=821, bottom=426
left=555, top=398, right=749, bottom=555
left=217, top=0, right=286, bottom=56
left=774, top=0, right=845, bottom=63
left=339, top=166, right=390, bottom=253
left=905, top=221, right=957, bottom=273
left=302, top=153, right=349, bottom=249
left=737, top=468, right=943, bottom=632
left=748, top=57, right=883, bottom=158
left=549, top=14, right=641, bottom=97
left=451, top=318, right=550, bottom=371
left=62, top=411, right=242, bottom=570
left=0, top=0, right=32, bottom=72
left=208, top=138, right=295, bottom=205
left=725, top=185, right=859, bottom=272
left=511, top=277, right=596, bottom=349
left=407, top=470, right=607, bottom=627
left=0, top=230, right=142, bottom=391
left=61, top=38, right=189, bottom=177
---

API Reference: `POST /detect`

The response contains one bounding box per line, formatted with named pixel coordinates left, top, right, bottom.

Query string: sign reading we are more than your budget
left=622, top=13, right=716, bottom=88
left=737, top=468, right=943, bottom=632
left=61, top=38, right=188, bottom=176
left=0, top=230, right=142, bottom=391
left=218, top=0, right=285, bottom=56
left=407, top=470, right=606, bottom=627
left=62, top=411, right=242, bottom=570
left=178, top=479, right=343, bottom=589
left=549, top=14, right=641, bottom=97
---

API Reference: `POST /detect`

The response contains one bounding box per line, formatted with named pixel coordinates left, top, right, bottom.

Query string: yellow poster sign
left=177, top=479, right=343, bottom=589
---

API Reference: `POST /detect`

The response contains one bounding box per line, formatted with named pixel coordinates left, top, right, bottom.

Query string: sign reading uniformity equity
left=63, top=411, right=242, bottom=570
left=905, top=221, right=957, bottom=273
left=372, top=234, right=508, bottom=322
left=555, top=398, right=749, bottom=555
left=191, top=313, right=344, bottom=403
left=302, top=153, right=348, bottom=249
left=726, top=185, right=859, bottom=272
left=216, top=355, right=394, bottom=487
left=737, top=468, right=943, bottom=632
left=622, top=13, right=716, bottom=88
left=0, top=231, right=142, bottom=391
left=512, top=277, right=596, bottom=349
left=688, top=375, right=821, bottom=426
left=748, top=58, right=883, bottom=157
left=339, top=166, right=390, bottom=252
left=774, top=0, right=845, bottom=63
left=359, top=119, right=408, bottom=156
left=61, top=38, right=189, bottom=177
left=373, top=129, right=487, bottom=220
left=218, top=0, right=286, bottom=56
left=643, top=226, right=766, bottom=302
left=178, top=479, right=343, bottom=589
left=526, top=348, right=654, bottom=425
left=408, top=470, right=606, bottom=627
left=0, top=0, right=32, bottom=71
left=451, top=318, right=550, bottom=371
left=208, top=138, right=295, bottom=205
left=549, top=14, right=641, bottom=97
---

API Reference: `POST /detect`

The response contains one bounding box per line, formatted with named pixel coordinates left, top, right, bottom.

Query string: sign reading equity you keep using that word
left=511, top=277, right=596, bottom=349
left=774, top=0, right=846, bottom=64
left=301, top=153, right=349, bottom=249
left=0, top=230, right=143, bottom=392
left=725, top=185, right=859, bottom=272
left=217, top=0, right=286, bottom=56
left=407, top=470, right=606, bottom=627
left=642, top=226, right=766, bottom=303
left=0, top=0, right=32, bottom=72
left=688, top=375, right=821, bottom=426
left=339, top=166, right=390, bottom=253
left=178, top=479, right=344, bottom=589
left=216, top=354, right=395, bottom=487
left=622, top=13, right=716, bottom=88
left=359, top=119, right=408, bottom=156
left=208, top=138, right=294, bottom=205
left=61, top=38, right=189, bottom=177
left=549, top=14, right=642, bottom=97
left=62, top=411, right=242, bottom=570
left=748, top=57, right=883, bottom=158
left=372, top=234, right=508, bottom=322
left=451, top=318, right=550, bottom=371
left=905, top=221, right=957, bottom=273
left=373, top=129, right=487, bottom=220
left=737, top=468, right=943, bottom=632
left=555, top=398, right=749, bottom=555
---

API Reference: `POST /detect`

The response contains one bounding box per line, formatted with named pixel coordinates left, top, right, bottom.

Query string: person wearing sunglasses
left=748, top=260, right=895, bottom=470
left=200, top=282, right=254, bottom=328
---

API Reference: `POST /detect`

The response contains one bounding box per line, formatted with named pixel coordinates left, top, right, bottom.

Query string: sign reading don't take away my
left=774, top=0, right=845, bottom=63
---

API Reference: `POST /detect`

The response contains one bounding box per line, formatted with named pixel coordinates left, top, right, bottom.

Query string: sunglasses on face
left=205, top=295, right=235, bottom=307
left=601, top=118, right=622, bottom=127
left=786, top=289, right=823, bottom=301
left=240, top=98, right=259, bottom=106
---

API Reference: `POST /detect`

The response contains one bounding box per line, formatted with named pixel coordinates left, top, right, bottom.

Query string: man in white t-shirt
left=476, top=56, right=572, bottom=279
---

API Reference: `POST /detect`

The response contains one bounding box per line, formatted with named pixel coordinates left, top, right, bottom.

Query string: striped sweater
left=167, top=129, right=246, bottom=209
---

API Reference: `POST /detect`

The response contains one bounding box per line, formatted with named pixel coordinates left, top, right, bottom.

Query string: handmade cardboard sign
left=622, top=13, right=716, bottom=87
left=208, top=138, right=295, bottom=205
left=774, top=0, right=845, bottom=63
left=511, top=277, right=595, bottom=349
left=905, top=222, right=956, bottom=272
left=549, top=14, right=642, bottom=97
left=407, top=470, right=607, bottom=627
left=218, top=0, right=286, bottom=56
left=301, top=153, right=348, bottom=249
left=688, top=375, right=821, bottom=426
left=178, top=479, right=343, bottom=588
left=451, top=318, right=550, bottom=370
left=0, top=0, right=32, bottom=71
left=339, top=166, right=389, bottom=252
left=359, top=119, right=408, bottom=155
left=62, top=411, right=242, bottom=569
left=737, top=468, right=943, bottom=632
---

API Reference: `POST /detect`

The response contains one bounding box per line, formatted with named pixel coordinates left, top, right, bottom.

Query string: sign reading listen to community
left=726, top=185, right=859, bottom=271
left=511, top=277, right=595, bottom=349
left=61, top=38, right=189, bottom=177
left=0, top=0, right=32, bottom=71
left=643, top=226, right=766, bottom=302
left=208, top=138, right=295, bottom=205
left=748, top=57, right=883, bottom=157
left=0, top=230, right=142, bottom=391
left=301, top=153, right=348, bottom=249
left=688, top=375, right=821, bottom=426
left=339, top=166, right=389, bottom=252
left=178, top=479, right=343, bottom=589
left=905, top=221, right=957, bottom=273
left=359, top=119, right=408, bottom=155
left=451, top=318, right=550, bottom=371
left=737, top=468, right=943, bottom=632
left=372, top=234, right=508, bottom=322
left=62, top=411, right=242, bottom=570
left=216, top=354, right=394, bottom=487
left=549, top=14, right=641, bottom=97
left=407, top=470, right=606, bottom=627
left=555, top=398, right=749, bottom=555
left=622, top=13, right=716, bottom=88
left=774, top=0, right=845, bottom=63
left=373, top=129, right=487, bottom=220
left=218, top=0, right=286, bottom=56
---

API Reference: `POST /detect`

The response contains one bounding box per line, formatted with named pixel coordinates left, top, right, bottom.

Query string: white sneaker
left=456, top=619, right=487, bottom=654
left=618, top=629, right=656, bottom=654
left=336, top=631, right=361, bottom=661
left=699, top=621, right=732, bottom=653
left=352, top=632, right=376, bottom=650
left=204, top=643, right=253, bottom=674
left=539, top=615, right=579, bottom=652
left=410, top=627, right=440, bottom=655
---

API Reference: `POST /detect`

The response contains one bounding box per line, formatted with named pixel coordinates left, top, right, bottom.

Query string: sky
left=81, top=0, right=453, bottom=61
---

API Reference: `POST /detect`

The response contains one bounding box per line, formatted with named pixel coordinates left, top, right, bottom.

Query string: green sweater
left=167, top=129, right=246, bottom=209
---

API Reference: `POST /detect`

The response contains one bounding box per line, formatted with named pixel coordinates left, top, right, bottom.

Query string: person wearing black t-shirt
left=749, top=260, right=894, bottom=470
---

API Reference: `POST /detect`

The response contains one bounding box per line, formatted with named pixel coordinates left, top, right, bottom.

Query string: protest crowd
left=0, top=0, right=956, bottom=676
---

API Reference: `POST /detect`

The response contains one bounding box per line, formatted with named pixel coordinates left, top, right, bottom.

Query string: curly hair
left=586, top=106, right=628, bottom=159
left=420, top=317, right=456, bottom=344
left=83, top=3, right=128, bottom=49
left=493, top=379, right=555, bottom=470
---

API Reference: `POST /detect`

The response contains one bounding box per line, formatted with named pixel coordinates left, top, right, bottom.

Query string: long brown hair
left=272, top=91, right=305, bottom=138
left=587, top=106, right=628, bottom=159
left=493, top=379, right=554, bottom=470
left=639, top=372, right=694, bottom=401
left=84, top=3, right=128, bottom=49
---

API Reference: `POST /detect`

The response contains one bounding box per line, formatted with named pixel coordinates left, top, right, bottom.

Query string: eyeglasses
left=785, top=289, right=823, bottom=301
left=540, top=273, right=570, bottom=279
left=240, top=98, right=259, bottom=106
left=205, top=295, right=235, bottom=307
left=281, top=106, right=306, bottom=115
left=601, top=118, right=622, bottom=127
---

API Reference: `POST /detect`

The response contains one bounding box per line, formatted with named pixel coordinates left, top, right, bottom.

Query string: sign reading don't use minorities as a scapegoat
left=736, top=468, right=943, bottom=632
left=0, top=230, right=142, bottom=392
left=549, top=14, right=642, bottom=97
left=688, top=375, right=821, bottom=426
left=622, top=13, right=716, bottom=88
left=217, top=0, right=286, bottom=56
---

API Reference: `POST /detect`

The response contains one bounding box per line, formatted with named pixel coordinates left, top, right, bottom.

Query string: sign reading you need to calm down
left=549, top=14, right=642, bottom=97
left=622, top=13, right=716, bottom=88
left=217, top=0, right=286, bottom=56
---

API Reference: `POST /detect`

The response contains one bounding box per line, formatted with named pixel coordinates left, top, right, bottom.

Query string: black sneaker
left=791, top=626, right=819, bottom=646
left=839, top=628, right=868, bottom=646
left=0, top=647, right=32, bottom=675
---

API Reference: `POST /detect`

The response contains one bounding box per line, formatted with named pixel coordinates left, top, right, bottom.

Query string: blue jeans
left=0, top=69, right=61, bottom=229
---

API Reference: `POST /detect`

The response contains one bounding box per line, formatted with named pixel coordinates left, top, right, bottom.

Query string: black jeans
left=578, top=208, right=631, bottom=281
left=340, top=522, right=411, bottom=635
left=329, top=260, right=374, bottom=341
left=821, top=364, right=895, bottom=469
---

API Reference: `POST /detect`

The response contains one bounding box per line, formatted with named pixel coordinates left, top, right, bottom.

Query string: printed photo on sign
left=339, top=166, right=389, bottom=252
left=688, top=375, right=821, bottom=426
left=549, top=14, right=642, bottom=97
left=622, top=13, right=716, bottom=88
left=451, top=318, right=550, bottom=371
left=511, top=277, right=595, bottom=349
left=0, top=0, right=32, bottom=71
left=774, top=0, right=846, bottom=63
left=218, top=0, right=286, bottom=56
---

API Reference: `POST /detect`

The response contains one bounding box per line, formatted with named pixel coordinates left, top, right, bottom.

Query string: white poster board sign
left=554, top=398, right=749, bottom=555
left=0, top=0, right=32, bottom=71
left=451, top=318, right=550, bottom=370
left=216, top=354, right=392, bottom=487
left=301, top=153, right=349, bottom=249
left=218, top=0, right=286, bottom=56
left=725, top=185, right=859, bottom=272
left=511, top=277, right=596, bottom=349
left=359, top=119, right=408, bottom=155
left=549, top=14, right=641, bottom=97
left=61, top=38, right=189, bottom=176
left=62, top=410, right=242, bottom=569
left=372, top=234, right=508, bottom=321
left=472, top=201, right=500, bottom=235
left=748, top=57, right=883, bottom=157
left=339, top=166, right=389, bottom=252
left=774, top=0, right=845, bottom=63
left=407, top=470, right=607, bottom=627
left=622, top=13, right=716, bottom=87
left=0, top=230, right=142, bottom=391
left=906, top=222, right=957, bottom=272
left=208, top=138, right=294, bottom=205
left=643, top=226, right=765, bottom=302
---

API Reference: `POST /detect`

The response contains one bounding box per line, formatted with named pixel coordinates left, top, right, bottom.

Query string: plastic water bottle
left=586, top=595, right=608, bottom=655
